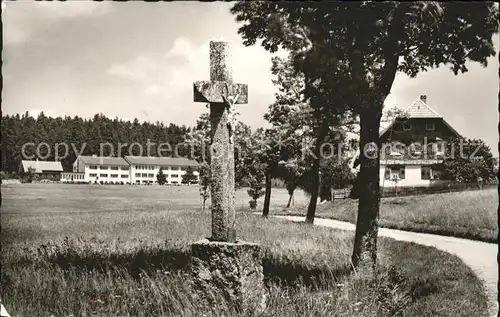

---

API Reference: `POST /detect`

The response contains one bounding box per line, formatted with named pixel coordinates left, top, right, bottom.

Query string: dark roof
left=124, top=156, right=198, bottom=167
left=380, top=97, right=462, bottom=138
left=21, top=160, right=63, bottom=173
left=78, top=156, right=129, bottom=166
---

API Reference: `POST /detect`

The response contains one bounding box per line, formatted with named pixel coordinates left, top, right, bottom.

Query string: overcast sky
left=2, top=2, right=499, bottom=150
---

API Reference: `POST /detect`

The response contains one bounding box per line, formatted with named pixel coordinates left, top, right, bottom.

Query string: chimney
left=420, top=95, right=427, bottom=104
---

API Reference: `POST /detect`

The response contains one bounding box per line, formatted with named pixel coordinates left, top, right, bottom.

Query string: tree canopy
left=230, top=1, right=499, bottom=271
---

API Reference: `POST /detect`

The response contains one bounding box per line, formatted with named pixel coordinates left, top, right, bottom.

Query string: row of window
left=62, top=174, right=84, bottom=180
left=134, top=165, right=186, bottom=171
left=87, top=165, right=192, bottom=172
left=134, top=173, right=179, bottom=178
left=402, top=122, right=435, bottom=131
left=89, top=166, right=129, bottom=171
left=135, top=165, right=155, bottom=170
left=383, top=143, right=446, bottom=153
left=384, top=165, right=443, bottom=181
left=135, top=180, right=180, bottom=184
left=88, top=173, right=185, bottom=179
left=89, top=173, right=129, bottom=178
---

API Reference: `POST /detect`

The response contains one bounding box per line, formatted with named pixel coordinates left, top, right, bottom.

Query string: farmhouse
left=73, top=155, right=130, bottom=184
left=124, top=156, right=199, bottom=185
left=20, top=159, right=63, bottom=181
left=379, top=95, right=462, bottom=188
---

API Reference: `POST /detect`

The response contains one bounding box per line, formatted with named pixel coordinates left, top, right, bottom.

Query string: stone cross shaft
left=193, top=41, right=248, bottom=243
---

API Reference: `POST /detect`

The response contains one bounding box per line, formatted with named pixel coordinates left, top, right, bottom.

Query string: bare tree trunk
left=305, top=126, right=328, bottom=224
left=352, top=109, right=382, bottom=273
left=286, top=189, right=295, bottom=208
left=262, top=170, right=272, bottom=218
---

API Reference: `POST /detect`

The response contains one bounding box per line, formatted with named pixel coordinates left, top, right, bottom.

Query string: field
left=278, top=188, right=498, bottom=242
left=1, top=184, right=489, bottom=316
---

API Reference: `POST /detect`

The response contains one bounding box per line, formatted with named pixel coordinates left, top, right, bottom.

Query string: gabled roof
left=380, top=97, right=461, bottom=138
left=78, top=156, right=129, bottom=166
left=405, top=98, right=442, bottom=118
left=124, top=156, right=198, bottom=167
left=21, top=160, right=63, bottom=173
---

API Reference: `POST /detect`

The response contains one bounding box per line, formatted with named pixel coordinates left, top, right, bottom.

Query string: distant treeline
left=1, top=112, right=191, bottom=172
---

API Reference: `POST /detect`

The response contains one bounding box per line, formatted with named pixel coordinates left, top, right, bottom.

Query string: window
left=121, top=175, right=128, bottom=178
left=121, top=166, right=129, bottom=171
left=426, top=123, right=435, bottom=131
left=171, top=174, right=179, bottom=178
left=101, top=166, right=109, bottom=170
left=111, top=174, right=118, bottom=178
left=148, top=173, right=154, bottom=178
left=100, top=174, right=108, bottom=178
left=135, top=173, right=141, bottom=177
left=141, top=173, right=148, bottom=177
left=111, top=166, right=119, bottom=170
left=136, top=180, right=140, bottom=184
left=385, top=165, right=405, bottom=180
left=435, top=142, right=446, bottom=155
left=90, top=173, right=97, bottom=177
left=403, top=123, right=411, bottom=131
left=171, top=181, right=178, bottom=184
left=89, top=166, right=97, bottom=170
left=421, top=166, right=431, bottom=180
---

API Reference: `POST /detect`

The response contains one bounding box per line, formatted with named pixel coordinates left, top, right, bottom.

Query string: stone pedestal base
left=190, top=239, right=266, bottom=313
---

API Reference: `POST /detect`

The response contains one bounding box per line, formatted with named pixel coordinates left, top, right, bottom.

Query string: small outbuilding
left=20, top=159, right=63, bottom=181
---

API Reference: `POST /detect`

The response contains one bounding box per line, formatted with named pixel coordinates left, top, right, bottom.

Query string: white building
left=73, top=155, right=131, bottom=184
left=124, top=156, right=199, bottom=185
left=379, top=95, right=462, bottom=188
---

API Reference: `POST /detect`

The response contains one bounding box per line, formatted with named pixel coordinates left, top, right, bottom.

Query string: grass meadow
left=278, top=188, right=498, bottom=243
left=0, top=184, right=489, bottom=316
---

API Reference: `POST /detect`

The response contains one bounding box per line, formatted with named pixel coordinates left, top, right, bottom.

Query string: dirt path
left=275, top=215, right=498, bottom=317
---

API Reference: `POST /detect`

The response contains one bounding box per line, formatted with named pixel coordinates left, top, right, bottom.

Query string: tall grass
left=280, top=189, right=498, bottom=242
left=0, top=184, right=489, bottom=316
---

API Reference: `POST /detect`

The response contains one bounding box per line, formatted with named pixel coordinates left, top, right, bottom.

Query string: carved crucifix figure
left=193, top=41, right=248, bottom=242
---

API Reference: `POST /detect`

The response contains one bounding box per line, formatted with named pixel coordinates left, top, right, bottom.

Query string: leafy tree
left=23, top=167, right=36, bottom=183
left=181, top=166, right=198, bottom=185
left=319, top=157, right=356, bottom=202
left=278, top=158, right=308, bottom=208
left=441, top=138, right=496, bottom=184
left=246, top=166, right=266, bottom=209
left=237, top=129, right=268, bottom=209
left=156, top=168, right=167, bottom=185
left=247, top=127, right=291, bottom=217
left=264, top=55, right=356, bottom=219
left=231, top=1, right=499, bottom=273
left=185, top=111, right=253, bottom=189
left=234, top=121, right=253, bottom=189
left=198, top=162, right=211, bottom=211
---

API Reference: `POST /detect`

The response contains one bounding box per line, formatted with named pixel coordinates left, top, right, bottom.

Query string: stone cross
left=193, top=41, right=248, bottom=243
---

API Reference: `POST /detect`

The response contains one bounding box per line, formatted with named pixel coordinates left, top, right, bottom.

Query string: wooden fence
left=331, top=181, right=497, bottom=199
